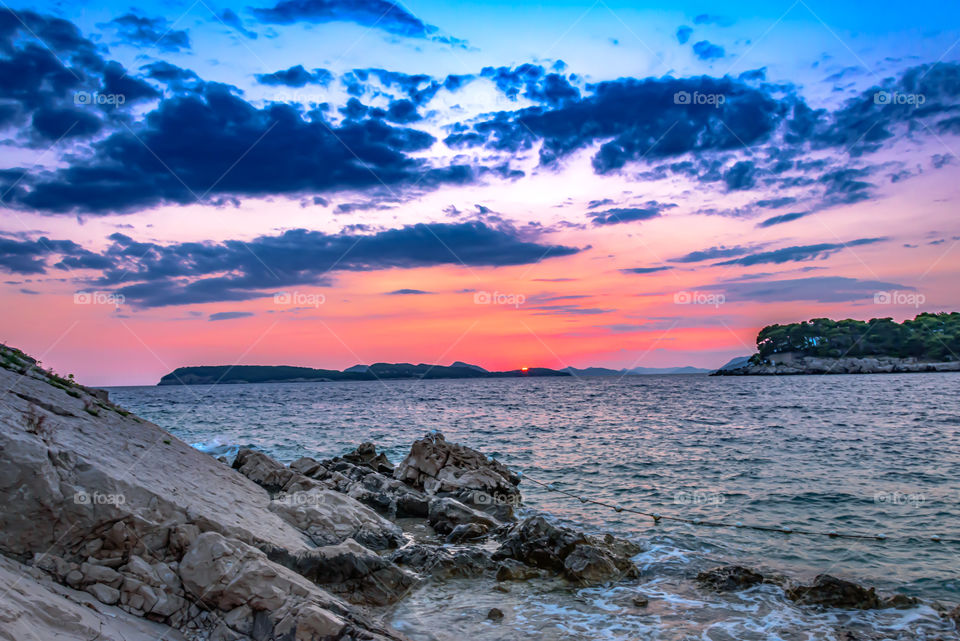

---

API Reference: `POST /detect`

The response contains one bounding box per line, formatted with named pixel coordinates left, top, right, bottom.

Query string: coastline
left=713, top=354, right=960, bottom=376
left=2, top=344, right=959, bottom=640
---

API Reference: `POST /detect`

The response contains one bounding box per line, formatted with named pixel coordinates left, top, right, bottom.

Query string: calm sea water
left=109, top=374, right=960, bottom=640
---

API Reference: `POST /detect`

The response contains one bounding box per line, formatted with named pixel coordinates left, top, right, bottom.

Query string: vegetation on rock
left=751, top=313, right=960, bottom=363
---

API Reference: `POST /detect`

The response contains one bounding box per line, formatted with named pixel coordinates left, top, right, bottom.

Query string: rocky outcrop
left=390, top=544, right=497, bottom=579
left=0, top=345, right=406, bottom=640
left=787, top=574, right=920, bottom=610
left=5, top=343, right=946, bottom=641
left=0, top=554, right=188, bottom=641
left=394, top=432, right=522, bottom=520
left=492, top=516, right=640, bottom=586
left=697, top=565, right=766, bottom=591
left=713, top=353, right=960, bottom=376
left=342, top=442, right=395, bottom=475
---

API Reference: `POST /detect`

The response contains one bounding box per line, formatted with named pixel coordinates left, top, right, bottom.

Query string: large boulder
left=270, top=539, right=417, bottom=606
left=179, top=532, right=404, bottom=638
left=395, top=432, right=520, bottom=500
left=391, top=544, right=497, bottom=579
left=492, top=516, right=640, bottom=585
left=269, top=487, right=404, bottom=550
left=427, top=496, right=499, bottom=535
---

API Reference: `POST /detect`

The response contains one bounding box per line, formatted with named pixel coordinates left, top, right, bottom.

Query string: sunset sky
left=1, top=0, right=959, bottom=385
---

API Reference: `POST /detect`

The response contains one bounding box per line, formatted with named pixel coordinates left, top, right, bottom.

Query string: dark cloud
left=715, top=238, right=885, bottom=266
left=31, top=106, right=101, bottom=139
left=703, top=276, right=912, bottom=303
left=620, top=266, right=673, bottom=274
left=692, top=40, right=725, bottom=61
left=81, top=222, right=581, bottom=307
left=754, top=196, right=796, bottom=209
left=756, top=211, right=811, bottom=227
left=814, top=62, right=960, bottom=154
left=0, top=9, right=162, bottom=146
left=529, top=304, right=613, bottom=316
left=250, top=0, right=463, bottom=45
left=0, top=235, right=107, bottom=274
left=255, top=65, right=332, bottom=87
left=209, top=311, right=254, bottom=321
left=446, top=76, right=784, bottom=173
left=724, top=160, right=755, bottom=190
left=587, top=201, right=676, bottom=226
left=386, top=288, right=432, bottom=295
left=587, top=198, right=614, bottom=209
left=218, top=9, right=258, bottom=39
left=106, top=13, right=191, bottom=52
left=357, top=68, right=452, bottom=106
left=10, top=83, right=469, bottom=214
left=738, top=68, right=766, bottom=82
left=386, top=98, right=421, bottom=123
left=669, top=245, right=753, bottom=263
left=480, top=64, right=580, bottom=106
left=140, top=62, right=201, bottom=90
left=676, top=26, right=693, bottom=44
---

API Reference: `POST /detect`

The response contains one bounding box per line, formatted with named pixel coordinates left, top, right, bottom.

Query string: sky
left=1, top=0, right=959, bottom=385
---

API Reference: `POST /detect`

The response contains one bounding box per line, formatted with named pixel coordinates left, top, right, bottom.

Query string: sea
left=108, top=373, right=960, bottom=640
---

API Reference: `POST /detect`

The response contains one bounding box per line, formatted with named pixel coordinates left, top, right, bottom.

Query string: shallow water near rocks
left=109, top=373, right=960, bottom=639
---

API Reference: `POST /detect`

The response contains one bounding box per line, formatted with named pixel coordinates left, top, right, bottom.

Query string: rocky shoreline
left=1, top=343, right=959, bottom=640
left=713, top=353, right=960, bottom=376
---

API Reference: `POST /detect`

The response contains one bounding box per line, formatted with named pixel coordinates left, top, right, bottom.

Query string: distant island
left=714, top=313, right=960, bottom=376
left=158, top=362, right=571, bottom=385
left=157, top=361, right=716, bottom=385
left=561, top=365, right=711, bottom=375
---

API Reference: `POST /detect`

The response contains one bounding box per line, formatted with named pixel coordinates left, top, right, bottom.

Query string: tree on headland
left=752, top=313, right=960, bottom=362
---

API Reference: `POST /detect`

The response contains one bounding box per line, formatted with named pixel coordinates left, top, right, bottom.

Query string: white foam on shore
left=190, top=437, right=241, bottom=459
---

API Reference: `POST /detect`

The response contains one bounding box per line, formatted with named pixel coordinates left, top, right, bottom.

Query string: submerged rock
left=697, top=565, right=766, bottom=591
left=391, top=544, right=497, bottom=579
left=787, top=574, right=883, bottom=609
left=492, top=515, right=640, bottom=585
